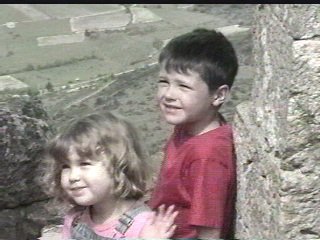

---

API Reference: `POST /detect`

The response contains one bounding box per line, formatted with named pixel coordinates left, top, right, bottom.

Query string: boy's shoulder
left=173, top=123, right=234, bottom=145
left=168, top=124, right=234, bottom=161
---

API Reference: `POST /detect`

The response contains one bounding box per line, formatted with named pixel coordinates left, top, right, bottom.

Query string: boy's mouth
left=163, top=103, right=181, bottom=109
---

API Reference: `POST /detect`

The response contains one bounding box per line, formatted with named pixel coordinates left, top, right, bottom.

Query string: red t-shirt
left=148, top=124, right=236, bottom=239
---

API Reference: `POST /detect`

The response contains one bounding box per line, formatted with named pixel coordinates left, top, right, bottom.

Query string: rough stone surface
left=0, top=96, right=60, bottom=239
left=234, top=4, right=320, bottom=240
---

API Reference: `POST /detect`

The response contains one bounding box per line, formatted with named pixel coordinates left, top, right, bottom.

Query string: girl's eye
left=62, top=164, right=70, bottom=169
left=80, top=161, right=91, bottom=166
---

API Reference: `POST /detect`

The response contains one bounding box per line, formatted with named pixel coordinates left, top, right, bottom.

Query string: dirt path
left=62, top=77, right=119, bottom=110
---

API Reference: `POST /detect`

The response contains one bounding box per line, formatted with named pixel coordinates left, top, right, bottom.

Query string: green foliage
left=95, top=97, right=104, bottom=106
left=102, top=77, right=109, bottom=82
left=152, top=38, right=163, bottom=50
left=27, top=87, right=40, bottom=97
left=84, top=29, right=91, bottom=37
left=45, top=82, right=54, bottom=92
left=21, top=96, right=49, bottom=120
left=6, top=51, right=14, bottom=57
left=25, top=64, right=35, bottom=71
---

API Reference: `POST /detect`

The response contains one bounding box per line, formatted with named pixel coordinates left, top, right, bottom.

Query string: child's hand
left=139, top=204, right=178, bottom=239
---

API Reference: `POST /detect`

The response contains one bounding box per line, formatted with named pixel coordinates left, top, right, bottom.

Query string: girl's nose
left=69, top=167, right=80, bottom=183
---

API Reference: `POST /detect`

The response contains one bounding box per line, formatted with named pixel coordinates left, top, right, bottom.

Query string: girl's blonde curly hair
left=40, top=111, right=150, bottom=206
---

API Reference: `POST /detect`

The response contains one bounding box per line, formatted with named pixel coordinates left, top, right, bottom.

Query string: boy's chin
left=164, top=118, right=184, bottom=126
left=162, top=116, right=180, bottom=125
left=166, top=121, right=178, bottom=126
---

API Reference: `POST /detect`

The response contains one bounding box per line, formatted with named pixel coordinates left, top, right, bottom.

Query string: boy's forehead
left=159, top=66, right=201, bottom=79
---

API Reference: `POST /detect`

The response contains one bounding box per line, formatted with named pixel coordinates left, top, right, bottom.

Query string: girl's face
left=60, top=147, right=114, bottom=208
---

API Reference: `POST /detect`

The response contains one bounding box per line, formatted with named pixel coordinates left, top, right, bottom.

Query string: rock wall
left=0, top=96, right=60, bottom=239
left=234, top=4, right=320, bottom=240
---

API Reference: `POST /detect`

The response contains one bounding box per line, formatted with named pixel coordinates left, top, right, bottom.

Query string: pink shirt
left=62, top=207, right=152, bottom=239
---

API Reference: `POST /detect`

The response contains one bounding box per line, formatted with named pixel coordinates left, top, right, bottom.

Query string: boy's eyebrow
left=158, top=74, right=167, bottom=78
left=158, top=75, right=191, bottom=85
left=158, top=77, right=169, bottom=82
left=175, top=78, right=189, bottom=83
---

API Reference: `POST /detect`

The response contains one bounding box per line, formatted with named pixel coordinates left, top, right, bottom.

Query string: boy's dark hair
left=159, top=28, right=238, bottom=92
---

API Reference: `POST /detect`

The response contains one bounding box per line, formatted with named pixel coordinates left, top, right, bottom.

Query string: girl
left=41, top=112, right=177, bottom=239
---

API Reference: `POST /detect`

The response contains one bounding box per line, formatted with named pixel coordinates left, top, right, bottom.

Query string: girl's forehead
left=59, top=149, right=80, bottom=164
left=60, top=146, right=107, bottom=164
left=67, top=146, right=80, bottom=158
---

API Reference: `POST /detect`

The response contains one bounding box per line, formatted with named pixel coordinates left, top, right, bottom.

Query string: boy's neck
left=182, top=112, right=224, bottom=136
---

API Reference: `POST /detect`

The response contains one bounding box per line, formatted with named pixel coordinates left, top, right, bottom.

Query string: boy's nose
left=163, top=86, right=177, bottom=100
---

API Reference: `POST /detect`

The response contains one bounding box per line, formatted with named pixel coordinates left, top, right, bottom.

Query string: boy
left=148, top=28, right=238, bottom=239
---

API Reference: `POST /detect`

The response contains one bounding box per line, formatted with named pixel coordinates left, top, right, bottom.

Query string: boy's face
left=157, top=67, right=219, bottom=134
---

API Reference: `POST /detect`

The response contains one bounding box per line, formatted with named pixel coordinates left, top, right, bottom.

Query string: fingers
left=168, top=209, right=179, bottom=224
left=163, top=204, right=175, bottom=218
left=156, top=204, right=178, bottom=222
left=157, top=204, right=165, bottom=217
left=155, top=204, right=178, bottom=237
left=164, top=224, right=177, bottom=238
left=139, top=205, right=178, bottom=239
left=145, top=211, right=156, bottom=225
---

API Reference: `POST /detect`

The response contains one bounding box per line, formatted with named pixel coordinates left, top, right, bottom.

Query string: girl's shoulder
left=123, top=202, right=152, bottom=226
left=66, top=205, right=86, bottom=216
left=62, top=206, right=86, bottom=239
left=64, top=206, right=87, bottom=225
left=124, top=204, right=153, bottom=238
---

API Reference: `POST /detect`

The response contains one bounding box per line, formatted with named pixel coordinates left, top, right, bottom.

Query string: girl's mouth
left=70, top=187, right=86, bottom=197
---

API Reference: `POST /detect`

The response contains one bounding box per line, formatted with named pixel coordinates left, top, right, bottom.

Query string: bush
left=27, top=88, right=40, bottom=97
left=45, top=82, right=54, bottom=92
left=25, top=64, right=34, bottom=71
left=95, top=97, right=104, bottom=106
left=21, top=96, right=49, bottom=120
left=153, top=38, right=163, bottom=50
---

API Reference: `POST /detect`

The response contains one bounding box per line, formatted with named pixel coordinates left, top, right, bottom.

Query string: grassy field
left=0, top=5, right=31, bottom=24
left=1, top=4, right=254, bottom=159
left=1, top=5, right=256, bottom=239
left=1, top=4, right=253, bottom=89
left=44, top=60, right=254, bottom=160
left=33, top=4, right=122, bottom=18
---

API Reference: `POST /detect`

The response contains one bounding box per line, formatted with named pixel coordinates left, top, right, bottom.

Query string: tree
left=45, top=82, right=54, bottom=92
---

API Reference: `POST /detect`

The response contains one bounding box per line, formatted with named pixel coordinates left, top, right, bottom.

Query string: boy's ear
left=212, top=85, right=230, bottom=107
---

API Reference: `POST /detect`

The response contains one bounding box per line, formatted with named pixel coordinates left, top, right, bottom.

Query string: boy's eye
left=180, top=84, right=191, bottom=89
left=158, top=79, right=168, bottom=84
